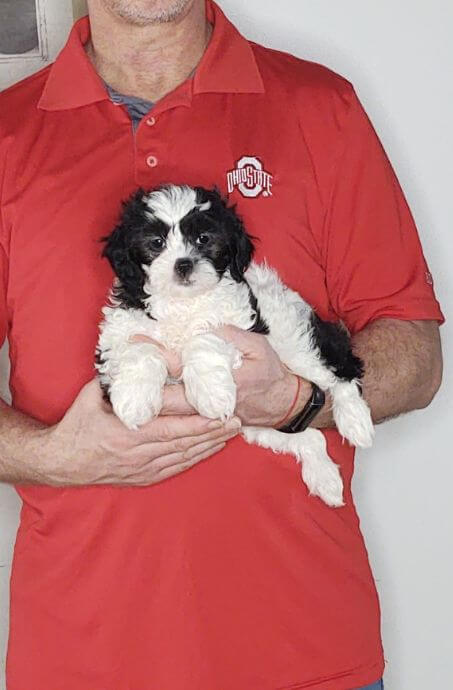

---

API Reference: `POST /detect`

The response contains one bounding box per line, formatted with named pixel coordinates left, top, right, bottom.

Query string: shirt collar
left=38, top=0, right=264, bottom=111
left=194, top=0, right=264, bottom=95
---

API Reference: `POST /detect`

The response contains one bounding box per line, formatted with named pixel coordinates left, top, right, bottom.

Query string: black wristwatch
left=278, top=383, right=325, bottom=433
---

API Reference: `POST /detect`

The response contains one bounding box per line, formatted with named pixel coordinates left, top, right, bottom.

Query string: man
left=0, top=0, right=443, bottom=688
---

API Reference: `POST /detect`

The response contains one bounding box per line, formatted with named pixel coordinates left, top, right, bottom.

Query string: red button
left=146, top=155, right=158, bottom=168
left=146, top=116, right=156, bottom=126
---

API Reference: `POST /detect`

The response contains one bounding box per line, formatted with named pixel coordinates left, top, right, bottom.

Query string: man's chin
left=105, top=0, right=193, bottom=26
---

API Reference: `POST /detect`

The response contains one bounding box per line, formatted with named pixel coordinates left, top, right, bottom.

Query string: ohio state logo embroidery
left=226, top=156, right=273, bottom=198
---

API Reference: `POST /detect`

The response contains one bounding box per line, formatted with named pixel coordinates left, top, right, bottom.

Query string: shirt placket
left=134, top=111, right=166, bottom=185
left=133, top=84, right=192, bottom=187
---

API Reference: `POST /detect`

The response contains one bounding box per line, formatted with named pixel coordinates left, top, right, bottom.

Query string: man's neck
left=85, top=0, right=210, bottom=102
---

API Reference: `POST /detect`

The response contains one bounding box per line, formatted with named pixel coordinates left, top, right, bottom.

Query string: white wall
left=1, top=1, right=452, bottom=688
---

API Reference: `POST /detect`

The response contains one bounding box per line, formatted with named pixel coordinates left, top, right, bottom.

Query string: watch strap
left=278, top=383, right=325, bottom=433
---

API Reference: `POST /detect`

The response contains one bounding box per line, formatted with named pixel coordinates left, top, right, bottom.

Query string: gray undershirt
left=105, top=83, right=153, bottom=130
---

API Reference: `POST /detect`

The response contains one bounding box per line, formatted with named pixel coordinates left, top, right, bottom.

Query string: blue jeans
left=357, top=681, right=384, bottom=690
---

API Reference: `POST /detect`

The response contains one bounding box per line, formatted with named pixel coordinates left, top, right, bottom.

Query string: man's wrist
left=0, top=399, right=56, bottom=485
left=288, top=375, right=315, bottom=421
left=276, top=374, right=336, bottom=431
left=274, top=373, right=313, bottom=429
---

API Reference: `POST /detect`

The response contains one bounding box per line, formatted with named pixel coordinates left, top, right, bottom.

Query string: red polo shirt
left=0, top=2, right=443, bottom=689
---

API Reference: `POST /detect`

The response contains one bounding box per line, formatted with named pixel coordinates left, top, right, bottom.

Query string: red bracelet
left=275, top=375, right=301, bottom=429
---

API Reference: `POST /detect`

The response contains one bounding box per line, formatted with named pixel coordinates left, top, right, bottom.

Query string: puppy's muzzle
left=174, top=258, right=194, bottom=280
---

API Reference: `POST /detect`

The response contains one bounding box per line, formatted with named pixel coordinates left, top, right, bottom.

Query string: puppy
left=96, top=185, right=374, bottom=507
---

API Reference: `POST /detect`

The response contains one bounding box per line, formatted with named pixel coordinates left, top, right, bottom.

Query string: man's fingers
left=122, top=439, right=229, bottom=485
left=152, top=442, right=227, bottom=482
left=152, top=435, right=230, bottom=472
left=160, top=383, right=195, bottom=416
left=77, top=377, right=106, bottom=405
left=128, top=334, right=157, bottom=344
left=138, top=422, right=240, bottom=456
left=215, top=325, right=262, bottom=353
left=136, top=412, right=241, bottom=444
left=128, top=335, right=183, bottom=377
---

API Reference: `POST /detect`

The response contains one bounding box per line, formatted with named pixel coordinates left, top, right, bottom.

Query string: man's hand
left=218, top=319, right=443, bottom=430
left=131, top=329, right=312, bottom=428
left=130, top=318, right=443, bottom=435
left=32, top=379, right=241, bottom=487
left=215, top=326, right=312, bottom=427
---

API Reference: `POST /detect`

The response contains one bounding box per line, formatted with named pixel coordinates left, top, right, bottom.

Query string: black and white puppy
left=96, top=185, right=374, bottom=507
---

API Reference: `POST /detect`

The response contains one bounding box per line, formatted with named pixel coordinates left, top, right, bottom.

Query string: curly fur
left=96, top=184, right=374, bottom=507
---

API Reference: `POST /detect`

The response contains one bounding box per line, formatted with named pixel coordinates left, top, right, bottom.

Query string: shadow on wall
left=0, top=345, right=10, bottom=404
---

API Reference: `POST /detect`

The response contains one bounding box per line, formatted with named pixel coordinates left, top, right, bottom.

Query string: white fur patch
left=182, top=333, right=242, bottom=420
left=143, top=224, right=220, bottom=300
left=331, top=381, right=374, bottom=448
left=242, top=426, right=344, bottom=507
left=97, top=185, right=375, bottom=506
left=144, top=185, right=198, bottom=226
left=97, top=306, right=168, bottom=429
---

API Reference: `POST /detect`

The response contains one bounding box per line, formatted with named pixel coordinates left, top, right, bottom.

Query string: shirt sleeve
left=324, top=88, right=444, bottom=334
left=0, top=123, right=9, bottom=349
left=0, top=241, right=8, bottom=348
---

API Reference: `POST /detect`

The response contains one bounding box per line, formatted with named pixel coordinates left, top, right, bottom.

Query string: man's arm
left=11, top=316, right=437, bottom=487
left=215, top=319, right=443, bottom=430
left=314, top=319, right=442, bottom=429
left=0, top=380, right=241, bottom=486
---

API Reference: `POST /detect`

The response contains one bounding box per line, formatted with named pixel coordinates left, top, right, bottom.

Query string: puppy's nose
left=175, top=258, right=194, bottom=279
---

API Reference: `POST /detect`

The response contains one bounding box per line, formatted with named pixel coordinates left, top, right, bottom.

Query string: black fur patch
left=101, top=186, right=257, bottom=312
left=309, top=313, right=364, bottom=382
left=190, top=187, right=256, bottom=282
left=95, top=348, right=112, bottom=402
left=246, top=285, right=269, bottom=335
left=101, top=188, right=152, bottom=311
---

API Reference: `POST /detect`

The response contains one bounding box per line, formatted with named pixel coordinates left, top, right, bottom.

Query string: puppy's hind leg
left=305, top=314, right=374, bottom=448
left=242, top=426, right=344, bottom=507
left=331, top=381, right=374, bottom=448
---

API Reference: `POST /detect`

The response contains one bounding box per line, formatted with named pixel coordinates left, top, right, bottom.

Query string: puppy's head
left=103, top=184, right=254, bottom=306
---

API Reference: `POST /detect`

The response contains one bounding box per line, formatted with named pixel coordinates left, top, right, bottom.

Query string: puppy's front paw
left=183, top=365, right=236, bottom=420
left=182, top=334, right=240, bottom=421
left=110, top=380, right=163, bottom=430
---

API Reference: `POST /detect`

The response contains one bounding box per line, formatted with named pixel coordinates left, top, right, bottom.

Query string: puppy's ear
left=196, top=187, right=255, bottom=282
left=102, top=190, right=148, bottom=308
left=103, top=231, right=145, bottom=293
left=224, top=204, right=254, bottom=282
left=229, top=209, right=255, bottom=283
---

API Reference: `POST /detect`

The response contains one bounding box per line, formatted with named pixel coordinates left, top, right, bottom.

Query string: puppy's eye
left=150, top=237, right=165, bottom=250
left=196, top=233, right=210, bottom=246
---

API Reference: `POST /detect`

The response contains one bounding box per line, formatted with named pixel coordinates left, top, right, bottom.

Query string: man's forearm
left=313, top=319, right=442, bottom=429
left=0, top=398, right=49, bottom=484
left=0, top=318, right=443, bottom=483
